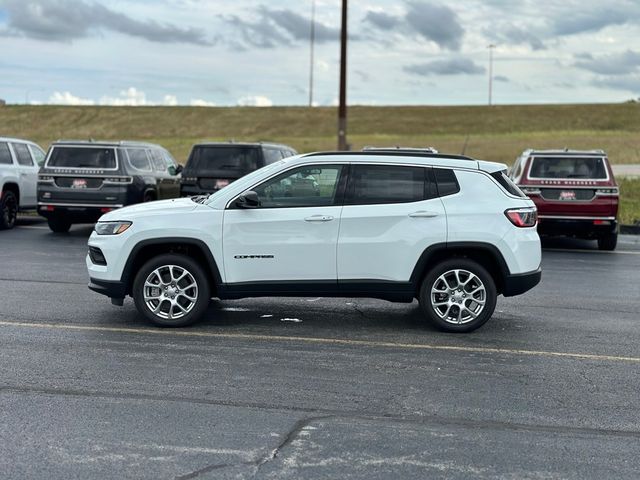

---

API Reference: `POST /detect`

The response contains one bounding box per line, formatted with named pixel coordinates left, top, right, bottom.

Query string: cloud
left=551, top=4, right=640, bottom=36
left=494, top=75, right=509, bottom=83
left=574, top=50, right=640, bottom=75
left=591, top=75, right=640, bottom=94
left=404, top=58, right=485, bottom=76
left=99, top=87, right=148, bottom=106
left=484, top=25, right=546, bottom=51
left=2, top=0, right=210, bottom=45
left=190, top=99, right=217, bottom=107
left=49, top=91, right=94, bottom=105
left=404, top=2, right=464, bottom=51
left=163, top=95, right=178, bottom=106
left=362, top=2, right=464, bottom=51
left=237, top=95, right=273, bottom=107
left=363, top=11, right=402, bottom=30
left=224, top=6, right=338, bottom=48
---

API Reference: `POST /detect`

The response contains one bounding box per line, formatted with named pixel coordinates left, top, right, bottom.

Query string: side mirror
left=235, top=191, right=261, bottom=209
left=175, top=164, right=183, bottom=174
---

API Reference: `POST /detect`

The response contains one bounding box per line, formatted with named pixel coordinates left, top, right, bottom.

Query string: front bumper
left=89, top=277, right=127, bottom=299
left=503, top=268, right=541, bottom=297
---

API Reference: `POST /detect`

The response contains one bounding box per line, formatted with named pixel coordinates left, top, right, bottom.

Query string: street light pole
left=308, top=0, right=316, bottom=107
left=488, top=44, right=496, bottom=106
left=337, top=0, right=348, bottom=151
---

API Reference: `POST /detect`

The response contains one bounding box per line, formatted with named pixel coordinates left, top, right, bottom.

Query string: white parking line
left=0, top=320, right=638, bottom=364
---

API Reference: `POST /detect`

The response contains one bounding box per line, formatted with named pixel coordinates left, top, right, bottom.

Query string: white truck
left=0, top=137, right=47, bottom=229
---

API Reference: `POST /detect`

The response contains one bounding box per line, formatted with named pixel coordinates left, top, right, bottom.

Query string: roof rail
left=362, top=146, right=439, bottom=154
left=302, top=151, right=475, bottom=161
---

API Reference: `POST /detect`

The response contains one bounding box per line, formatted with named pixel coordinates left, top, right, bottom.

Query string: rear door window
left=0, top=142, right=13, bottom=165
left=12, top=143, right=34, bottom=166
left=48, top=147, right=117, bottom=169
left=126, top=148, right=152, bottom=172
left=188, top=146, right=260, bottom=174
left=346, top=165, right=425, bottom=205
left=529, top=157, right=607, bottom=179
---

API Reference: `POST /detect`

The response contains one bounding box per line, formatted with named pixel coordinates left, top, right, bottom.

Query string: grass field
left=1, top=103, right=638, bottom=223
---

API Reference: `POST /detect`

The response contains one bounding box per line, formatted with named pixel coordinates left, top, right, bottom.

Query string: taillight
left=520, top=187, right=541, bottom=196
left=103, top=177, right=133, bottom=185
left=505, top=207, right=537, bottom=227
left=595, top=188, right=619, bottom=196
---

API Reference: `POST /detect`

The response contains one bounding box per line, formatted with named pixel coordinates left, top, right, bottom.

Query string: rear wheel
left=133, top=254, right=211, bottom=327
left=143, top=191, right=155, bottom=203
left=597, top=233, right=617, bottom=251
left=47, top=216, right=72, bottom=233
left=419, top=258, right=497, bottom=333
left=0, top=190, right=18, bottom=230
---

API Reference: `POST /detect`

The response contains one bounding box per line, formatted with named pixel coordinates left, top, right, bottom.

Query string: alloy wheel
left=430, top=269, right=486, bottom=325
left=143, top=265, right=198, bottom=320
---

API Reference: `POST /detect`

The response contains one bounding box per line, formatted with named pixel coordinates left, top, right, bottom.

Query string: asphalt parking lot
left=1, top=216, right=639, bottom=479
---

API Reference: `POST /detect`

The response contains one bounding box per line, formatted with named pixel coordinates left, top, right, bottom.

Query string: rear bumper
left=88, top=277, right=127, bottom=299
left=39, top=204, right=122, bottom=223
left=538, top=217, right=617, bottom=238
left=503, top=268, right=542, bottom=297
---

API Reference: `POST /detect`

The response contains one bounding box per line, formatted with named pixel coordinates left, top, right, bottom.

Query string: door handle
left=408, top=211, right=439, bottom=218
left=304, top=215, right=334, bottom=222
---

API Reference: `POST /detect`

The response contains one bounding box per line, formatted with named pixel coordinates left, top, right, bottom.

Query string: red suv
left=510, top=149, right=619, bottom=250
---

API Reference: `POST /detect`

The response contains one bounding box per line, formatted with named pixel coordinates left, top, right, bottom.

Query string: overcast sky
left=0, top=0, right=639, bottom=106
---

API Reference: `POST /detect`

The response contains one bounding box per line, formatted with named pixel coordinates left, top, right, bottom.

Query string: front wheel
left=132, top=254, right=211, bottom=327
left=419, top=259, right=497, bottom=333
left=597, top=233, right=617, bottom=251
left=47, top=216, right=72, bottom=233
left=0, top=190, right=18, bottom=230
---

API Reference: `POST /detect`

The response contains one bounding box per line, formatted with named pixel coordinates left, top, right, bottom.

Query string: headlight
left=95, top=221, right=132, bottom=235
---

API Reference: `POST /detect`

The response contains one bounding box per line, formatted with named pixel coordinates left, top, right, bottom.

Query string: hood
left=99, top=197, right=199, bottom=221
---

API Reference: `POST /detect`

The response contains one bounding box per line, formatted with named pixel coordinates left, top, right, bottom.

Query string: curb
left=621, top=224, right=640, bottom=235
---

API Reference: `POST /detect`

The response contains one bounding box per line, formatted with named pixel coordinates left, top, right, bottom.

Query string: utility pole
left=337, top=0, right=348, bottom=150
left=488, top=44, right=496, bottom=106
left=308, top=0, right=316, bottom=107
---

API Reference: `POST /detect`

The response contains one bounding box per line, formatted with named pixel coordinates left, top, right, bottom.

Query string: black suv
left=38, top=140, right=182, bottom=232
left=180, top=142, right=297, bottom=196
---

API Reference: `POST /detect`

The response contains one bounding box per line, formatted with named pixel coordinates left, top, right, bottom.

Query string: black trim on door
left=217, top=279, right=414, bottom=302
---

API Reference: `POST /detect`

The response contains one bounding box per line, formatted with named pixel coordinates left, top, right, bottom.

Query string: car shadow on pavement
left=541, top=236, right=598, bottom=251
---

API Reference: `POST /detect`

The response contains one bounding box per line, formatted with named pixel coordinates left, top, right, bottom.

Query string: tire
left=47, top=216, right=72, bottom=233
left=143, top=192, right=155, bottom=203
left=419, top=258, right=497, bottom=333
left=0, top=190, right=18, bottom=230
left=597, top=233, right=617, bottom=251
left=132, top=254, right=211, bottom=327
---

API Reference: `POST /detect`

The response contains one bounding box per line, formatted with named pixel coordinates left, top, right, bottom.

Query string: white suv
left=87, top=151, right=541, bottom=332
left=0, top=137, right=47, bottom=230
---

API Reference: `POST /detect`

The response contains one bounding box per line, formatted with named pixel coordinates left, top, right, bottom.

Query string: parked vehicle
left=87, top=149, right=541, bottom=333
left=0, top=137, right=46, bottom=230
left=510, top=149, right=619, bottom=250
left=38, top=140, right=182, bottom=233
left=180, top=142, right=297, bottom=196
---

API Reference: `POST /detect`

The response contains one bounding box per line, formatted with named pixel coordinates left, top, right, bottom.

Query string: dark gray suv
left=180, top=142, right=297, bottom=196
left=38, top=140, right=182, bottom=232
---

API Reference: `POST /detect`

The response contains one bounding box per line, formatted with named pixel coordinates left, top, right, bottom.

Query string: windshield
left=529, top=157, right=607, bottom=179
left=187, top=146, right=260, bottom=174
left=48, top=147, right=117, bottom=169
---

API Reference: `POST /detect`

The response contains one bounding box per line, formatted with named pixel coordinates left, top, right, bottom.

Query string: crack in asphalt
left=172, top=416, right=329, bottom=480
left=2, top=384, right=639, bottom=440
